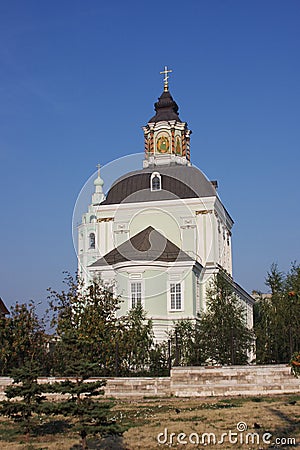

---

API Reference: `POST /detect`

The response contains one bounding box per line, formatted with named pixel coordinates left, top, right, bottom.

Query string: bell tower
left=143, top=66, right=192, bottom=168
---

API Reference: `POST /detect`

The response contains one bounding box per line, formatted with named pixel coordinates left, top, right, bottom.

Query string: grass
left=0, top=394, right=299, bottom=449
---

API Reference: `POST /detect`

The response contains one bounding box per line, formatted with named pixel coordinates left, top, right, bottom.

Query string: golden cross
left=160, top=66, right=172, bottom=91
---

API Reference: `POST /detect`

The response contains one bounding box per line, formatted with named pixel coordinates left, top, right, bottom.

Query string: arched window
left=150, top=172, right=161, bottom=191
left=89, top=233, right=95, bottom=249
left=90, top=215, right=97, bottom=223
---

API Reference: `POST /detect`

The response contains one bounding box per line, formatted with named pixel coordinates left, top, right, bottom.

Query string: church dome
left=149, top=90, right=181, bottom=123
left=101, top=165, right=217, bottom=205
left=94, top=176, right=104, bottom=186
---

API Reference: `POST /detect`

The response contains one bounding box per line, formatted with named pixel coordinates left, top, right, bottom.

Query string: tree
left=169, top=319, right=199, bottom=366
left=166, top=273, right=254, bottom=368
left=48, top=273, right=122, bottom=376
left=0, top=302, right=48, bottom=375
left=200, top=272, right=254, bottom=365
left=254, top=262, right=300, bottom=363
left=0, top=361, right=50, bottom=439
left=44, top=361, right=122, bottom=450
left=49, top=274, right=158, bottom=376
left=253, top=294, right=275, bottom=363
left=0, top=360, right=121, bottom=449
left=284, top=263, right=300, bottom=357
left=148, top=341, right=170, bottom=376
left=117, top=305, right=154, bottom=375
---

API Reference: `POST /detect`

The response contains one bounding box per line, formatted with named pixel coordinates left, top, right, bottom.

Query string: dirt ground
left=0, top=394, right=299, bottom=449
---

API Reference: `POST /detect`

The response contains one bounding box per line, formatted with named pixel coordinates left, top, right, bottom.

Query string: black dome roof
left=149, top=90, right=182, bottom=123
left=101, top=165, right=217, bottom=205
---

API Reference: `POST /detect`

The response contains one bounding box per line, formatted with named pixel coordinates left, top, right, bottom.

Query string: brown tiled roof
left=0, top=298, right=9, bottom=315
left=89, top=226, right=193, bottom=267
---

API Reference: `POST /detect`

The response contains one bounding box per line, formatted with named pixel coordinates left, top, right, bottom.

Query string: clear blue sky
left=1, top=0, right=299, bottom=314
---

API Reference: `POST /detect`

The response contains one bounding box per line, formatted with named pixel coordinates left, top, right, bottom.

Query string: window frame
left=129, top=280, right=144, bottom=309
left=168, top=281, right=184, bottom=312
left=150, top=172, right=162, bottom=192
left=89, top=232, right=96, bottom=249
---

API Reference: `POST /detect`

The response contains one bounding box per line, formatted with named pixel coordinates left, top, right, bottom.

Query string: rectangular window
left=131, top=282, right=142, bottom=308
left=170, top=283, right=182, bottom=310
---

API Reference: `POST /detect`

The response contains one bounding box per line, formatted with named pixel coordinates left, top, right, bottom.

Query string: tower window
left=150, top=172, right=162, bottom=191
left=89, top=233, right=95, bottom=249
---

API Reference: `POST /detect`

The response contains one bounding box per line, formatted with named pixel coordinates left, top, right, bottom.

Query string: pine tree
left=118, top=305, right=154, bottom=374
left=43, top=361, right=122, bottom=449
left=0, top=361, right=49, bottom=438
left=48, top=273, right=122, bottom=376
left=169, top=319, right=197, bottom=366
left=254, top=262, right=300, bottom=363
left=49, top=274, right=156, bottom=376
left=200, top=272, right=254, bottom=365
left=0, top=360, right=122, bottom=448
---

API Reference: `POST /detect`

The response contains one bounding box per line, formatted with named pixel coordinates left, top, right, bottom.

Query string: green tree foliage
left=169, top=272, right=254, bottom=366
left=200, top=272, right=254, bottom=365
left=169, top=320, right=201, bottom=366
left=43, top=361, right=122, bottom=450
left=148, top=341, right=170, bottom=376
left=0, top=361, right=50, bottom=438
left=117, top=306, right=154, bottom=375
left=49, top=274, right=156, bottom=376
left=48, top=274, right=121, bottom=375
left=0, top=302, right=48, bottom=375
left=254, top=262, right=300, bottom=363
left=0, top=360, right=120, bottom=449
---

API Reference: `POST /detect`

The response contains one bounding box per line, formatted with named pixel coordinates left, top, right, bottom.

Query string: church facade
left=78, top=71, right=254, bottom=342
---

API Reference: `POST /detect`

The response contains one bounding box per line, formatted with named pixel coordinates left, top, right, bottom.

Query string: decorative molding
left=114, top=222, right=128, bottom=230
left=181, top=216, right=196, bottom=229
left=97, top=217, right=114, bottom=223
left=171, top=128, right=175, bottom=154
left=195, top=210, right=213, bottom=215
left=129, top=272, right=142, bottom=279
left=150, top=130, right=154, bottom=154
left=113, top=221, right=129, bottom=234
left=181, top=225, right=196, bottom=230
left=181, top=130, right=186, bottom=157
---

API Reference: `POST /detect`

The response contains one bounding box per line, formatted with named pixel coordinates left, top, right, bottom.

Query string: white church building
left=78, top=69, right=254, bottom=341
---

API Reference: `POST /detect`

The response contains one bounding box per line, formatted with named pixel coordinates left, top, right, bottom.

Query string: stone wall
left=0, top=376, right=170, bottom=400
left=103, top=376, right=170, bottom=398
left=0, top=365, right=299, bottom=400
left=170, top=365, right=300, bottom=397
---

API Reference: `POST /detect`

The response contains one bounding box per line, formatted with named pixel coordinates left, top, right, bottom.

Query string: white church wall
left=180, top=217, right=197, bottom=257
left=88, top=196, right=234, bottom=281
left=202, top=211, right=215, bottom=264
left=129, top=208, right=182, bottom=248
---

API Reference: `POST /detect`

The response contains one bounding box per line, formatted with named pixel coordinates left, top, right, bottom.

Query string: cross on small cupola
left=96, top=163, right=101, bottom=177
left=92, top=163, right=105, bottom=205
left=160, top=66, right=172, bottom=92
left=142, top=68, right=192, bottom=168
